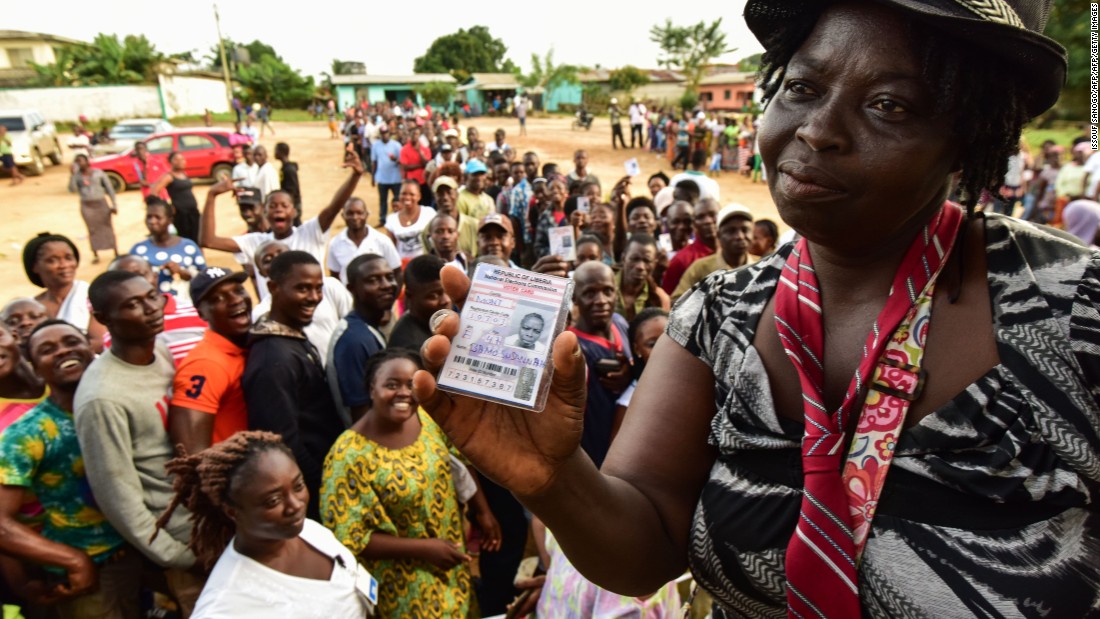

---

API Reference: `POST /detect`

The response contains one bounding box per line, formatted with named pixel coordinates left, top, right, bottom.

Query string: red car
left=90, top=128, right=237, bottom=193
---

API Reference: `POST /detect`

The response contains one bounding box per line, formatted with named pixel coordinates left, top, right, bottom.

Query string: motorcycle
left=572, top=109, right=594, bottom=131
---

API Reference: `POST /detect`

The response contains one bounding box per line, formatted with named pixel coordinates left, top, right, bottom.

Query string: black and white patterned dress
left=667, top=214, right=1100, bottom=618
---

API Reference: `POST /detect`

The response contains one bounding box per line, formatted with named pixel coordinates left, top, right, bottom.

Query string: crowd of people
left=0, top=89, right=785, bottom=618
left=4, top=0, right=1100, bottom=614
left=603, top=98, right=763, bottom=180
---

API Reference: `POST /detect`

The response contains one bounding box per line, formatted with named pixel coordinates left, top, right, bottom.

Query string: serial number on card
left=443, top=368, right=514, bottom=393
left=467, top=310, right=511, bottom=326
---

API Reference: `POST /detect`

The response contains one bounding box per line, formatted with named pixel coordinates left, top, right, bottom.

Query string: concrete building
left=0, top=30, right=85, bottom=87
left=544, top=68, right=688, bottom=112
left=331, top=73, right=455, bottom=111
left=698, top=71, right=757, bottom=112
left=457, top=73, right=520, bottom=115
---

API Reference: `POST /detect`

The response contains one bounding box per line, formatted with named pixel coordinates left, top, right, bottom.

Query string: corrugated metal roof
left=699, top=72, right=757, bottom=86
left=577, top=68, right=686, bottom=84
left=459, top=73, right=521, bottom=90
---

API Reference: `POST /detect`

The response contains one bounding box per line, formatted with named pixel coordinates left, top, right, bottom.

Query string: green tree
left=413, top=26, right=516, bottom=82
left=208, top=39, right=281, bottom=72
left=650, top=18, right=735, bottom=93
left=236, top=55, right=314, bottom=108
left=519, top=49, right=580, bottom=110
left=679, top=90, right=699, bottom=112
left=608, top=65, right=650, bottom=95
left=416, top=81, right=457, bottom=106
left=331, top=59, right=365, bottom=75
left=30, top=46, right=82, bottom=86
left=30, top=34, right=163, bottom=86
left=1044, top=0, right=1088, bottom=120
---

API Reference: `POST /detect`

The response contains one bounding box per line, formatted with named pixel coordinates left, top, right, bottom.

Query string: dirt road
left=0, top=116, right=778, bottom=301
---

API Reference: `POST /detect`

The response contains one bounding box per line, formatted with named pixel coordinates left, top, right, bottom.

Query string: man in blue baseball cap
left=457, top=158, right=495, bottom=220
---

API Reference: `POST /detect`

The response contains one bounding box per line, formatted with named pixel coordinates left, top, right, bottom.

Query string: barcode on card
left=453, top=356, right=519, bottom=377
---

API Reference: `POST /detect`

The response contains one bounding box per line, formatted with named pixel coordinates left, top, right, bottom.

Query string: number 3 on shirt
left=185, top=375, right=207, bottom=399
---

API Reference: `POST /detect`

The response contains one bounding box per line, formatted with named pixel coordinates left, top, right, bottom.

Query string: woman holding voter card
left=413, top=0, right=1100, bottom=616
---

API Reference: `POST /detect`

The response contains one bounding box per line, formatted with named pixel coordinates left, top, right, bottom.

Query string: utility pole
left=214, top=3, right=233, bottom=112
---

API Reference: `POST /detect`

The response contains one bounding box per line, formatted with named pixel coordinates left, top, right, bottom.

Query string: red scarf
left=774, top=203, right=963, bottom=617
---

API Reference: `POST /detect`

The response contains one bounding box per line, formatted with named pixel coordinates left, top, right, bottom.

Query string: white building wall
left=0, top=75, right=228, bottom=122
left=158, top=74, right=229, bottom=117
left=0, top=84, right=160, bottom=121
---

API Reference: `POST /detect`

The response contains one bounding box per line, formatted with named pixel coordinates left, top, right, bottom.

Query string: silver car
left=99, top=118, right=175, bottom=155
left=0, top=109, right=63, bottom=176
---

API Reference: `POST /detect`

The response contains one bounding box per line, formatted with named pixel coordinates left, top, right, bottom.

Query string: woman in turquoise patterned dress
left=321, top=349, right=499, bottom=618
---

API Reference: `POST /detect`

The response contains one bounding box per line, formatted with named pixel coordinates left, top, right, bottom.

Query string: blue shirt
left=508, top=178, right=535, bottom=244
left=331, top=312, right=386, bottom=408
left=370, top=139, right=403, bottom=185
left=130, top=237, right=207, bottom=295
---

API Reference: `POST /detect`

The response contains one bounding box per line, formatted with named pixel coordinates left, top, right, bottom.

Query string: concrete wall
left=633, top=83, right=686, bottom=105
left=0, top=75, right=229, bottom=122
left=159, top=74, right=229, bottom=117
left=0, top=84, right=160, bottom=121
left=545, top=83, right=582, bottom=112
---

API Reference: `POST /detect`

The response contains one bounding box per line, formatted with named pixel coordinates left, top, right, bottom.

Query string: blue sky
left=12, top=0, right=763, bottom=79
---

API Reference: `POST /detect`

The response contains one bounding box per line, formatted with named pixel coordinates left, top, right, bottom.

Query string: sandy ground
left=0, top=116, right=779, bottom=301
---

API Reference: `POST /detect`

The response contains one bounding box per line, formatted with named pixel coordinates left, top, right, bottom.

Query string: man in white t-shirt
left=629, top=100, right=647, bottom=149
left=200, top=150, right=365, bottom=300
left=241, top=118, right=259, bottom=144
left=252, top=145, right=281, bottom=199
left=326, top=196, right=402, bottom=283
left=231, top=144, right=257, bottom=189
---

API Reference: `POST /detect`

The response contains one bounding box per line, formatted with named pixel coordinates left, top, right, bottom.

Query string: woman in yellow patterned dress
left=321, top=349, right=495, bottom=618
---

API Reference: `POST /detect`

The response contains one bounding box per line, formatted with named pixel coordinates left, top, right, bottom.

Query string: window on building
left=724, top=89, right=732, bottom=100
left=6, top=48, right=35, bottom=68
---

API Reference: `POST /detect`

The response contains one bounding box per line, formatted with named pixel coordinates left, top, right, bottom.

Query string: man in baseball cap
left=168, top=267, right=253, bottom=454
left=458, top=159, right=495, bottom=220
left=235, top=187, right=267, bottom=234
left=477, top=213, right=516, bottom=264
left=422, top=175, right=480, bottom=259
left=672, top=204, right=755, bottom=302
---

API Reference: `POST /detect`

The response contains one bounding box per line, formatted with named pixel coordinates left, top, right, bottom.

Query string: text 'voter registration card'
left=437, top=263, right=574, bottom=412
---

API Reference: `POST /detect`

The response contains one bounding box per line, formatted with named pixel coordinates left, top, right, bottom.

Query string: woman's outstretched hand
left=414, top=265, right=587, bottom=498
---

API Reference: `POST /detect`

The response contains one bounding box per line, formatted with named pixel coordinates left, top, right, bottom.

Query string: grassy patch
left=170, top=108, right=320, bottom=127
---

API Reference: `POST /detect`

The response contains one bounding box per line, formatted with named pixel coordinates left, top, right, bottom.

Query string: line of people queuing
left=0, top=117, right=781, bottom=618
left=600, top=99, right=763, bottom=180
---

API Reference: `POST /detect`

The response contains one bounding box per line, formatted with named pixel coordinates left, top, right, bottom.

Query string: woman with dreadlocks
left=156, top=431, right=374, bottom=618
left=412, top=0, right=1100, bottom=617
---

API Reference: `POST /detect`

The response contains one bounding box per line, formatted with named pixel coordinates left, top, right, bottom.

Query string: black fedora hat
left=744, top=0, right=1067, bottom=118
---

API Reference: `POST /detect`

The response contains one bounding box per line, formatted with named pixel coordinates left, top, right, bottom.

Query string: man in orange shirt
left=167, top=268, right=252, bottom=454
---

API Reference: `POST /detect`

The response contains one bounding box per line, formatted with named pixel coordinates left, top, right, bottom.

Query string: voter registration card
left=437, top=263, right=574, bottom=412
left=624, top=157, right=641, bottom=177
left=548, top=226, right=577, bottom=262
